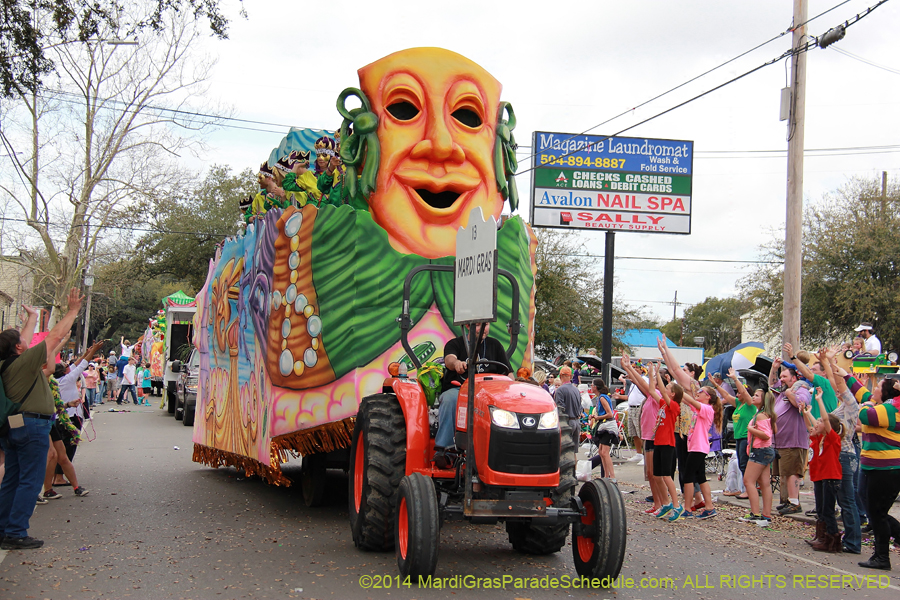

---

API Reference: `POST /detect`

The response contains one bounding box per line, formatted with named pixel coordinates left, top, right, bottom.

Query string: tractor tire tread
left=352, top=394, right=407, bottom=552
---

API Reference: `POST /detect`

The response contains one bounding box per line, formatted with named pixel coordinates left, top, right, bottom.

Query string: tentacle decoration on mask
left=494, top=101, right=519, bottom=211
left=336, top=87, right=379, bottom=202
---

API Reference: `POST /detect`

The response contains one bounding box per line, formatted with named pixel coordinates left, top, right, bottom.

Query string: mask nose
left=411, top=108, right=464, bottom=164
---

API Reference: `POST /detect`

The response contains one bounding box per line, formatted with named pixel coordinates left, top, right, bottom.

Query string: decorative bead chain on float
left=273, top=210, right=324, bottom=379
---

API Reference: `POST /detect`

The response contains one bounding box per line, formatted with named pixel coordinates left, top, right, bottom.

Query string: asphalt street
left=0, top=406, right=896, bottom=600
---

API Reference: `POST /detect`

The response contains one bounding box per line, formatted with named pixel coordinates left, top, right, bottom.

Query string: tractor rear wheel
left=506, top=410, right=577, bottom=554
left=572, top=478, right=627, bottom=580
left=395, top=473, right=439, bottom=579
left=348, top=394, right=407, bottom=551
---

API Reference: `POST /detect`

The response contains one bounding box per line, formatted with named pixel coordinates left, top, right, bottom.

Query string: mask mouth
left=415, top=188, right=461, bottom=209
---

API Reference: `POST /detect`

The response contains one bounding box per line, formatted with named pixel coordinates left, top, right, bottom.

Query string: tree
left=740, top=175, right=900, bottom=352
left=0, top=5, right=223, bottom=326
left=533, top=229, right=655, bottom=359
left=660, top=296, right=750, bottom=355
left=138, top=165, right=255, bottom=290
left=0, top=0, right=235, bottom=98
left=86, top=258, right=188, bottom=345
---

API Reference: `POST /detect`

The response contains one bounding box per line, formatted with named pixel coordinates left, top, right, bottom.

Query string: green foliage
left=660, top=296, right=750, bottom=355
left=86, top=259, right=189, bottom=351
left=0, top=0, right=234, bottom=98
left=533, top=229, right=657, bottom=359
left=741, top=176, right=900, bottom=352
left=138, top=165, right=255, bottom=290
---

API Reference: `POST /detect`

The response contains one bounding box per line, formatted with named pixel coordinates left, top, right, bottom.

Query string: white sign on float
left=454, top=207, right=498, bottom=325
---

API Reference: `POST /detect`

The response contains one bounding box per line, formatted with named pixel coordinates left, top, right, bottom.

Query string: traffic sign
left=454, top=207, right=498, bottom=325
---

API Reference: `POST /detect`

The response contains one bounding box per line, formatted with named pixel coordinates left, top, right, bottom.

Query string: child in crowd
left=803, top=387, right=844, bottom=552
left=141, top=362, right=152, bottom=405
left=739, top=388, right=778, bottom=525
left=713, top=368, right=758, bottom=499
left=588, top=379, right=618, bottom=481
left=621, top=353, right=665, bottom=514
left=136, top=364, right=145, bottom=401
left=648, top=362, right=683, bottom=522
left=680, top=384, right=722, bottom=519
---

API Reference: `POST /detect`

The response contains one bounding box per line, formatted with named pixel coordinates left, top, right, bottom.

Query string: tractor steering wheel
left=473, top=359, right=511, bottom=376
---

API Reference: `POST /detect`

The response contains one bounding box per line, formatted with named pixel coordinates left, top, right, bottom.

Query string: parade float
left=189, top=48, right=538, bottom=494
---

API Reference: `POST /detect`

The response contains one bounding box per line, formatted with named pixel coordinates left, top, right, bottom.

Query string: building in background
left=620, top=328, right=705, bottom=367
left=0, top=255, right=37, bottom=331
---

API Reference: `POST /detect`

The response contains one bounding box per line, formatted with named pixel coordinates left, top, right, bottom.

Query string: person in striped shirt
left=857, top=377, right=900, bottom=570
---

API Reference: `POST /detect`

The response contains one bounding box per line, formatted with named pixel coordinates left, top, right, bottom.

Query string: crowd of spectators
left=589, top=330, right=900, bottom=572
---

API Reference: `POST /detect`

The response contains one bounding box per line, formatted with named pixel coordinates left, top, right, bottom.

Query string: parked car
left=172, top=348, right=199, bottom=426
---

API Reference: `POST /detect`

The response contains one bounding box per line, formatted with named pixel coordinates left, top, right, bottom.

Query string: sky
left=165, top=0, right=900, bottom=322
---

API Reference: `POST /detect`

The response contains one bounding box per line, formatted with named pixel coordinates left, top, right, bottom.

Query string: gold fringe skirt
left=192, top=416, right=356, bottom=487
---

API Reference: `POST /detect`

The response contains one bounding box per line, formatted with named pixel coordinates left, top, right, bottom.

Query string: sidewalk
left=579, top=444, right=900, bottom=523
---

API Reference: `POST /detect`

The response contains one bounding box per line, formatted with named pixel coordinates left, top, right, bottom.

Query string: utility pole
left=672, top=291, right=678, bottom=321
left=782, top=0, right=807, bottom=360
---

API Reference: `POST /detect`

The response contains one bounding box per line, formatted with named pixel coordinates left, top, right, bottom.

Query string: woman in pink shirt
left=681, top=386, right=722, bottom=519
left=83, top=363, right=99, bottom=406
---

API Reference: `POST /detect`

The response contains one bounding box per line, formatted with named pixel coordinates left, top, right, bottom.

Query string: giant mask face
left=358, top=48, right=505, bottom=258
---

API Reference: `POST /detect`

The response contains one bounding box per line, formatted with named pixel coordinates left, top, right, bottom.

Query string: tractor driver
left=432, top=322, right=511, bottom=469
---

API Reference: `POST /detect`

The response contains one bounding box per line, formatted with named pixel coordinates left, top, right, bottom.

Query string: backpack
left=0, top=355, right=39, bottom=436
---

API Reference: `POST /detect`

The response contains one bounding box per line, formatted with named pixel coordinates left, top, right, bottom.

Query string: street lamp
left=82, top=268, right=94, bottom=351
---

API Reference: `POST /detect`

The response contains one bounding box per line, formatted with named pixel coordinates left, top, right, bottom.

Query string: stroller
left=705, top=423, right=728, bottom=480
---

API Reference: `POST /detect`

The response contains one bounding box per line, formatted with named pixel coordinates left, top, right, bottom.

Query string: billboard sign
left=530, top=132, right=693, bottom=235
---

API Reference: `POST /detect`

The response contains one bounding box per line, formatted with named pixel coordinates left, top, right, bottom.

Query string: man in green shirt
left=0, top=288, right=84, bottom=550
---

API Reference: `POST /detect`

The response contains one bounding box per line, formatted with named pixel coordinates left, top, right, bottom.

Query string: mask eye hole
left=386, top=101, right=420, bottom=121
left=451, top=108, right=482, bottom=128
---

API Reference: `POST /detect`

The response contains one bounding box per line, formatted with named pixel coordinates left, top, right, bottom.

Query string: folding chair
left=614, top=410, right=630, bottom=450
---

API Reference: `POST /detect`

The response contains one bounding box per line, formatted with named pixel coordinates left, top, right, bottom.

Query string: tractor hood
left=472, top=375, right=557, bottom=415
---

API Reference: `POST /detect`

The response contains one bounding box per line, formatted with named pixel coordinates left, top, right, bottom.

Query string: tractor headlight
left=490, top=406, right=520, bottom=429
left=538, top=410, right=559, bottom=430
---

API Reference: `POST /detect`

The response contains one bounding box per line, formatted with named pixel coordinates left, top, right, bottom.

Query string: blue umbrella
left=701, top=342, right=766, bottom=380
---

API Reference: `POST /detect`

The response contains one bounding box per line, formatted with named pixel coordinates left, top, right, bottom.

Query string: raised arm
left=814, top=388, right=831, bottom=432
left=713, top=369, right=737, bottom=406
left=19, top=305, right=39, bottom=347
left=657, top=335, right=693, bottom=389
left=784, top=343, right=814, bottom=381
left=769, top=356, right=783, bottom=388
left=45, top=288, right=84, bottom=366
left=818, top=347, right=846, bottom=394
left=727, top=367, right=754, bottom=405
left=649, top=362, right=667, bottom=403
left=621, top=352, right=652, bottom=398
left=680, top=387, right=701, bottom=410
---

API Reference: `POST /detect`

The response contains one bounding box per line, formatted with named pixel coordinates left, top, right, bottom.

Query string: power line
left=515, top=0, right=891, bottom=178
left=537, top=252, right=781, bottom=264
left=831, top=46, right=900, bottom=75
left=512, top=0, right=860, bottom=167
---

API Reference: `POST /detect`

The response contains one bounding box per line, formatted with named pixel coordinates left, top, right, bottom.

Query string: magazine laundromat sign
left=530, top=131, right=693, bottom=234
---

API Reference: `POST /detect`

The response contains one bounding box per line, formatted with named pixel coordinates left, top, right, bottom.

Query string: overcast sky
left=188, top=0, right=900, bottom=323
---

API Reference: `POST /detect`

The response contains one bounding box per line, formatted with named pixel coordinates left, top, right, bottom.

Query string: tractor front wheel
left=395, top=473, right=439, bottom=579
left=348, top=394, right=407, bottom=551
left=572, top=478, right=627, bottom=580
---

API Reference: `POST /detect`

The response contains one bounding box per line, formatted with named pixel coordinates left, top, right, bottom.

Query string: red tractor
left=348, top=265, right=627, bottom=580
